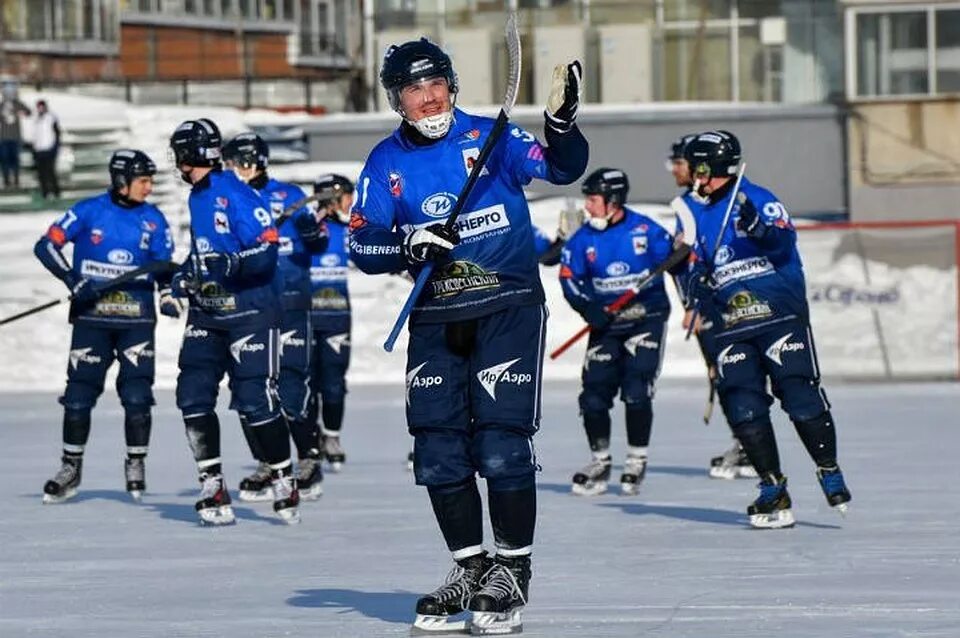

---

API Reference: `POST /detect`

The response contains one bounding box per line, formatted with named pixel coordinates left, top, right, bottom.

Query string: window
left=850, top=4, right=960, bottom=98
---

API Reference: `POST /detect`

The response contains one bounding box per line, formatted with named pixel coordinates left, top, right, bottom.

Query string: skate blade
left=571, top=481, right=607, bottom=496
left=708, top=466, right=736, bottom=480
left=127, top=490, right=144, bottom=503
left=620, top=481, right=640, bottom=496
left=237, top=489, right=272, bottom=502
left=327, top=461, right=344, bottom=473
left=736, top=466, right=759, bottom=479
left=275, top=507, right=301, bottom=525
left=411, top=614, right=471, bottom=635
left=749, top=509, right=795, bottom=529
left=299, top=483, right=323, bottom=501
left=470, top=608, right=522, bottom=635
left=198, top=506, right=236, bottom=526
left=41, top=487, right=78, bottom=504
left=832, top=502, right=849, bottom=517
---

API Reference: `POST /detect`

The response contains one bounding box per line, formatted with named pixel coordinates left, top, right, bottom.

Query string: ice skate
left=238, top=461, right=273, bottom=502
left=571, top=455, right=611, bottom=496
left=619, top=454, right=647, bottom=496
left=412, top=552, right=492, bottom=636
left=407, top=450, right=415, bottom=472
left=271, top=468, right=301, bottom=525
left=468, top=555, right=530, bottom=635
left=748, top=474, right=795, bottom=529
left=195, top=472, right=235, bottom=526
left=709, top=440, right=757, bottom=480
left=296, top=456, right=323, bottom=501
left=42, top=455, right=82, bottom=504
left=816, top=464, right=851, bottom=515
left=322, top=434, right=346, bottom=472
left=124, top=456, right=146, bottom=502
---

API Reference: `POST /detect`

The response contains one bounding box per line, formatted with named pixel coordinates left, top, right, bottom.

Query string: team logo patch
left=606, top=261, right=629, bottom=277
left=586, top=247, right=597, bottom=263
left=142, top=220, right=157, bottom=231
left=527, top=144, right=544, bottom=161
left=421, top=192, right=457, bottom=218
left=632, top=235, right=647, bottom=255
left=214, top=211, right=230, bottom=234
left=431, top=261, right=501, bottom=299
left=465, top=129, right=480, bottom=141
left=461, top=148, right=489, bottom=176
left=715, top=245, right=734, bottom=265
left=107, top=249, right=134, bottom=265
left=215, top=196, right=229, bottom=209
left=272, top=190, right=287, bottom=200
left=477, top=358, right=530, bottom=401
left=90, top=229, right=104, bottom=245
left=389, top=172, right=403, bottom=197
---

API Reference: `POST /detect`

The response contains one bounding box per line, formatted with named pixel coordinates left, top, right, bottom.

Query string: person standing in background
left=0, top=78, right=30, bottom=190
left=32, top=99, right=61, bottom=200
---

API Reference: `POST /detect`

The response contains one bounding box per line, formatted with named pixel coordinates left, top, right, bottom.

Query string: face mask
left=411, top=110, right=454, bottom=139
left=587, top=215, right=610, bottom=231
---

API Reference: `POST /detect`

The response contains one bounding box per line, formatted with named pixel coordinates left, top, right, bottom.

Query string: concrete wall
left=306, top=103, right=847, bottom=217
left=847, top=99, right=960, bottom=222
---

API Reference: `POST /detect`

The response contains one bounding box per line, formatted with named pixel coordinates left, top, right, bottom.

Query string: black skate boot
left=747, top=473, right=794, bottom=529
left=196, top=472, right=235, bottom=526
left=124, top=456, right=146, bottom=502
left=468, top=554, right=531, bottom=635
left=412, top=552, right=493, bottom=635
left=297, top=456, right=324, bottom=501
left=271, top=467, right=301, bottom=525
left=571, top=455, right=611, bottom=496
left=42, top=455, right=82, bottom=504
left=816, top=464, right=851, bottom=514
left=238, top=461, right=273, bottom=502
left=322, top=434, right=346, bottom=472
left=709, top=440, right=757, bottom=480
left=619, top=453, right=647, bottom=496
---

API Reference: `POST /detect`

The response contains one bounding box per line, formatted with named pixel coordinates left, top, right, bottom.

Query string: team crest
left=461, top=148, right=490, bottom=177
left=142, top=220, right=157, bottom=231
left=214, top=211, right=230, bottom=234
left=586, top=246, right=597, bottom=263
left=632, top=236, right=648, bottom=255
left=215, top=196, right=229, bottom=209
left=389, top=172, right=403, bottom=197
left=90, top=229, right=104, bottom=244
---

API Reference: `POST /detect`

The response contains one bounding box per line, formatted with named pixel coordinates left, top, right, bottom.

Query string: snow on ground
left=0, top=380, right=958, bottom=637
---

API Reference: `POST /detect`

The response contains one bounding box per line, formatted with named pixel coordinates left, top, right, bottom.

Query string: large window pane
left=857, top=11, right=928, bottom=97
left=936, top=9, right=960, bottom=93
left=664, top=29, right=731, bottom=100
left=664, top=0, right=731, bottom=22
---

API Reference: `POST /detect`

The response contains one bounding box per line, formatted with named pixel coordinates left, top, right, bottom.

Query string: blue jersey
left=257, top=177, right=312, bottom=311
left=310, top=218, right=350, bottom=329
left=185, top=168, right=281, bottom=329
left=679, top=176, right=807, bottom=338
left=41, top=191, right=173, bottom=326
left=349, top=108, right=588, bottom=324
left=560, top=208, right=673, bottom=332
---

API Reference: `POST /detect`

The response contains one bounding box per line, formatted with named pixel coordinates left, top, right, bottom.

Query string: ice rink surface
left=1, top=379, right=958, bottom=638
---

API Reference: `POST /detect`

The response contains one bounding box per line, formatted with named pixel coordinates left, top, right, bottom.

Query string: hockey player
left=306, top=173, right=354, bottom=473
left=560, top=168, right=674, bottom=496
left=168, top=119, right=299, bottom=525
left=350, top=39, right=587, bottom=634
left=34, top=149, right=175, bottom=504
left=222, top=132, right=329, bottom=502
left=670, top=133, right=756, bottom=480
left=680, top=130, right=851, bottom=528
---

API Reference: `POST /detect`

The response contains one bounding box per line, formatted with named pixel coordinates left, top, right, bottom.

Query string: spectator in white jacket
left=31, top=99, right=61, bottom=200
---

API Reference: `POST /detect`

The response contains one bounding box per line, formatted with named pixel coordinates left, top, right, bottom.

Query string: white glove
left=402, top=224, right=460, bottom=264
left=545, top=60, right=582, bottom=133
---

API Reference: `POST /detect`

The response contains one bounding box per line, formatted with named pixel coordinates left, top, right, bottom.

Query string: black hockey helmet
left=108, top=149, right=156, bottom=190
left=669, top=133, right=698, bottom=160
left=222, top=132, right=269, bottom=172
left=379, top=38, right=459, bottom=113
left=581, top=167, right=630, bottom=207
left=169, top=118, right=222, bottom=167
left=683, top=130, right=742, bottom=179
left=313, top=173, right=355, bottom=203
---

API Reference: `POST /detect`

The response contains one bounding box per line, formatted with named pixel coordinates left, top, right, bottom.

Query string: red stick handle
left=548, top=288, right=638, bottom=359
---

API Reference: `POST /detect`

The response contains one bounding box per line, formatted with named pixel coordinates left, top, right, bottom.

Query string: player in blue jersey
left=560, top=168, right=675, bottom=497
left=168, top=118, right=299, bottom=526
left=305, top=173, right=354, bottom=473
left=222, top=133, right=330, bottom=502
left=349, top=38, right=588, bottom=634
left=679, top=131, right=851, bottom=529
left=669, top=133, right=756, bottom=480
left=34, top=149, right=175, bottom=504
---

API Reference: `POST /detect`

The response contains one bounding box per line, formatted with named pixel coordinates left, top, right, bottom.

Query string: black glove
left=402, top=224, right=460, bottom=264
left=294, top=211, right=329, bottom=252
left=544, top=60, right=582, bottom=134
left=684, top=261, right=715, bottom=312
left=582, top=302, right=612, bottom=330
left=170, top=258, right=200, bottom=298
left=201, top=252, right=240, bottom=283
left=158, top=287, right=182, bottom=318
left=69, top=278, right=99, bottom=304
left=735, top=194, right=767, bottom=240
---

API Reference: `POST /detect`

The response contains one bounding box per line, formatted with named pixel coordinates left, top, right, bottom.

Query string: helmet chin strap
left=586, top=203, right=617, bottom=231
left=403, top=94, right=457, bottom=139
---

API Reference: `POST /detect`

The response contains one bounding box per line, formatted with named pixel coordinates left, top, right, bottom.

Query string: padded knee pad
left=60, top=381, right=102, bottom=412
left=413, top=429, right=475, bottom=487
left=621, top=378, right=654, bottom=407
left=118, top=378, right=154, bottom=411
left=230, top=377, right=280, bottom=425
left=176, top=367, right=220, bottom=415
left=471, top=428, right=536, bottom=482
left=579, top=386, right=615, bottom=413
left=775, top=376, right=830, bottom=424
left=719, top=387, right=772, bottom=427
left=277, top=368, right=310, bottom=421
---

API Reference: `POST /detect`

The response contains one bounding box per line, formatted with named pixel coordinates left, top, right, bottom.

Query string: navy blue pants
left=60, top=323, right=155, bottom=413
left=579, top=318, right=667, bottom=413
left=406, top=304, right=547, bottom=488
left=310, top=322, right=351, bottom=406
left=714, top=319, right=830, bottom=427
left=278, top=309, right=311, bottom=421
left=175, top=318, right=281, bottom=425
